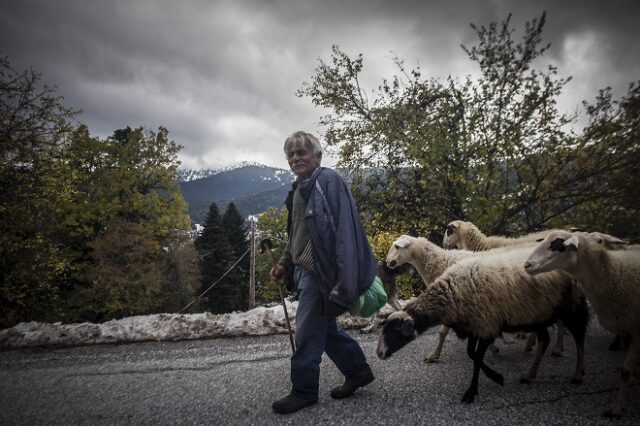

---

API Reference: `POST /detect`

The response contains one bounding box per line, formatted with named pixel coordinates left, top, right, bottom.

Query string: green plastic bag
left=349, top=276, right=388, bottom=318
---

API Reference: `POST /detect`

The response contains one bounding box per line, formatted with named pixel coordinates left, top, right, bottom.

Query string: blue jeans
left=291, top=266, right=370, bottom=398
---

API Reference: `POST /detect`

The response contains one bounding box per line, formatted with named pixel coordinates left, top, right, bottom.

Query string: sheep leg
left=388, top=296, right=402, bottom=311
left=567, top=323, right=586, bottom=384
left=604, top=337, right=639, bottom=419
left=360, top=317, right=380, bottom=334
left=524, top=333, right=536, bottom=352
left=424, top=325, right=449, bottom=363
left=551, top=321, right=566, bottom=357
left=609, top=334, right=623, bottom=351
left=462, top=337, right=492, bottom=403
left=520, top=327, right=550, bottom=384
left=465, top=336, right=503, bottom=386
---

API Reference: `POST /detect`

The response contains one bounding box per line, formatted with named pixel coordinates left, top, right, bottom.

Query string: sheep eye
left=549, top=238, right=566, bottom=252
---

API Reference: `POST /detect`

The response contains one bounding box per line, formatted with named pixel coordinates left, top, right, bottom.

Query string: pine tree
left=195, top=202, right=234, bottom=313
left=221, top=202, right=250, bottom=311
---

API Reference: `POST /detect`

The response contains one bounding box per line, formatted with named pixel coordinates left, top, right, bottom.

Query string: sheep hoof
left=603, top=406, right=623, bottom=419
left=485, top=372, right=504, bottom=386
left=461, top=389, right=477, bottom=404
left=423, top=356, right=439, bottom=363
left=519, top=376, right=533, bottom=384
left=570, top=377, right=583, bottom=385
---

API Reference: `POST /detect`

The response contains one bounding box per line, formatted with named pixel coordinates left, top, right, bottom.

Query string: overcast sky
left=1, top=0, right=638, bottom=170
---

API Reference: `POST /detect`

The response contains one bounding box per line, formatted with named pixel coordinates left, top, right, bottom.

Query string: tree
left=57, top=125, right=192, bottom=321
left=160, top=230, right=201, bottom=313
left=73, top=219, right=166, bottom=322
left=1, top=54, right=196, bottom=326
left=0, top=54, right=77, bottom=327
left=298, top=13, right=640, bottom=249
left=195, top=202, right=235, bottom=313
left=221, top=202, right=249, bottom=311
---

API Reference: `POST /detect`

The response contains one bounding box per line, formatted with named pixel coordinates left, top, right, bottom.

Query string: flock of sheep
left=374, top=220, right=639, bottom=419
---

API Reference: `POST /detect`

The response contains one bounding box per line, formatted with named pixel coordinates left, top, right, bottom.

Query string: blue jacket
left=286, top=167, right=377, bottom=313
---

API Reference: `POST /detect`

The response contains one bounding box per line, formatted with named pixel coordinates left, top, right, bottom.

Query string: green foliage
left=221, top=202, right=249, bottom=312
left=0, top=54, right=195, bottom=327
left=72, top=220, right=166, bottom=321
left=0, top=55, right=77, bottom=326
left=195, top=202, right=250, bottom=314
left=255, top=207, right=289, bottom=304
left=298, top=12, right=640, bottom=267
left=160, top=230, right=201, bottom=313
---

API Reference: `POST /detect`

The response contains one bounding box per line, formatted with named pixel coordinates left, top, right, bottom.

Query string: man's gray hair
left=283, top=131, right=323, bottom=156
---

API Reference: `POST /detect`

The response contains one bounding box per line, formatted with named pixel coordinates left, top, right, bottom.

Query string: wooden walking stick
left=260, top=238, right=295, bottom=353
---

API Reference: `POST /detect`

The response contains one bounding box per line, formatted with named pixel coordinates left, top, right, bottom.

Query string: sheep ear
left=394, top=237, right=411, bottom=249
left=564, top=236, right=579, bottom=251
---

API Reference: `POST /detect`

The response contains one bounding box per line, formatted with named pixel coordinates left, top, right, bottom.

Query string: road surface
left=1, top=321, right=638, bottom=425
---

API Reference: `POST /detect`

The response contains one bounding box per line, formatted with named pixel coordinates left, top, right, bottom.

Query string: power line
left=179, top=248, right=250, bottom=314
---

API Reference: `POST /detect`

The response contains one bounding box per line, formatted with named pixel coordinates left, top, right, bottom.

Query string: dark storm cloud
left=1, top=0, right=638, bottom=169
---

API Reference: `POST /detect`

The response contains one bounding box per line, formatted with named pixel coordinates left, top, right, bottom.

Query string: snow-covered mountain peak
left=178, top=161, right=285, bottom=182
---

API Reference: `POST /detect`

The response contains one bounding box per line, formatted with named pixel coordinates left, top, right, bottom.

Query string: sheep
left=377, top=244, right=590, bottom=404
left=524, top=230, right=640, bottom=419
left=443, top=220, right=552, bottom=251
left=386, top=235, right=504, bottom=362
left=443, top=220, right=564, bottom=355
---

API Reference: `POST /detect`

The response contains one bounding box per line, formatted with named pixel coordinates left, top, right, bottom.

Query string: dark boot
left=272, top=392, right=318, bottom=414
left=330, top=367, right=375, bottom=399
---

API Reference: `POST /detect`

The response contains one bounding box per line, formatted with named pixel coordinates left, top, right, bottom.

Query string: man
left=270, top=131, right=378, bottom=414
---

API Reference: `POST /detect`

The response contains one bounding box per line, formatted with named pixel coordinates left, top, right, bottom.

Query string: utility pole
left=249, top=219, right=256, bottom=309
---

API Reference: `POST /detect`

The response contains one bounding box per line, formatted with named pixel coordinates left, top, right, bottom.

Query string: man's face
left=286, top=143, right=321, bottom=180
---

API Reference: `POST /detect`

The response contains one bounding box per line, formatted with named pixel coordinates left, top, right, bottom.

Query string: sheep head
left=443, top=221, right=460, bottom=249
left=589, top=232, right=628, bottom=250
left=377, top=310, right=417, bottom=359
left=386, top=235, right=414, bottom=269
left=524, top=230, right=580, bottom=276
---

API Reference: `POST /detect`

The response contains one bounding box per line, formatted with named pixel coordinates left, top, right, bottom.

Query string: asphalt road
left=1, top=321, right=638, bottom=425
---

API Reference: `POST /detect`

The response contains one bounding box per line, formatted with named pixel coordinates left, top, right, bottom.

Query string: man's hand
left=324, top=302, right=348, bottom=317
left=269, top=264, right=286, bottom=282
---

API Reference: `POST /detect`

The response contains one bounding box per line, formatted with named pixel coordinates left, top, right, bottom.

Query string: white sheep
left=386, top=235, right=507, bottom=362
left=524, top=230, right=640, bottom=419
left=377, top=244, right=590, bottom=404
left=443, top=220, right=564, bottom=355
left=443, top=220, right=552, bottom=251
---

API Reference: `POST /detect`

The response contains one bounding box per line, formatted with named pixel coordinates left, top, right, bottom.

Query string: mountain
left=177, top=161, right=275, bottom=182
left=178, top=163, right=294, bottom=223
